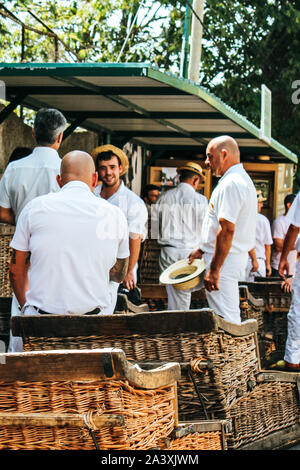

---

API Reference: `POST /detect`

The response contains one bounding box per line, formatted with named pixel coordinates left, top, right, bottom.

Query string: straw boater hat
left=159, top=258, right=206, bottom=291
left=177, top=161, right=204, bottom=179
left=256, top=189, right=267, bottom=203
left=91, top=144, right=129, bottom=176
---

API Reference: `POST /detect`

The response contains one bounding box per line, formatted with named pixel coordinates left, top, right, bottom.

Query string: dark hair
left=284, top=193, right=296, bottom=211
left=142, top=184, right=160, bottom=198
left=95, top=150, right=121, bottom=168
left=34, top=108, right=67, bottom=146
left=8, top=147, right=32, bottom=164
left=179, top=169, right=200, bottom=182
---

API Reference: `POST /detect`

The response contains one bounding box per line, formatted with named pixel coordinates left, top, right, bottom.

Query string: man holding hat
left=92, top=144, right=148, bottom=313
left=155, top=161, right=208, bottom=310
left=189, top=136, right=257, bottom=324
left=245, top=189, right=273, bottom=281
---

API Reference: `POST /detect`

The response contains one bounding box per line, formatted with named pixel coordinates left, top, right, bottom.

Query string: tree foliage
left=0, top=0, right=299, bottom=165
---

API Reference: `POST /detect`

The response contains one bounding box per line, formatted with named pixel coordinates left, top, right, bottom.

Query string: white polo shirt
left=200, top=163, right=257, bottom=254
left=271, top=213, right=297, bottom=272
left=94, top=181, right=148, bottom=239
left=286, top=192, right=300, bottom=228
left=10, top=181, right=129, bottom=314
left=155, top=182, right=208, bottom=249
left=255, top=213, right=273, bottom=259
left=0, top=147, right=61, bottom=222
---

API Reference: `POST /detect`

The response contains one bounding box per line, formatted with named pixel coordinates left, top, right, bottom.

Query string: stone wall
left=0, top=106, right=98, bottom=172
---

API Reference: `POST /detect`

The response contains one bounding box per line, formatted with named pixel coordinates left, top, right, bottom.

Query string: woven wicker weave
left=167, top=420, right=229, bottom=450
left=0, top=349, right=180, bottom=450
left=0, top=225, right=15, bottom=297
left=225, top=379, right=299, bottom=449
left=15, top=310, right=259, bottom=422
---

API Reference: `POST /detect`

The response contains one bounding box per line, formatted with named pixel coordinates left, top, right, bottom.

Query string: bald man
left=189, top=136, right=257, bottom=324
left=9, top=151, right=129, bottom=330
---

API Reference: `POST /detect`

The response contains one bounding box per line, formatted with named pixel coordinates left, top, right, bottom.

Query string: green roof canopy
left=0, top=62, right=297, bottom=164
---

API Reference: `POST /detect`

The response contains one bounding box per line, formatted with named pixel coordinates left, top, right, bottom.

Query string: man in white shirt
left=271, top=193, right=297, bottom=277
left=189, top=136, right=257, bottom=324
left=155, top=162, right=208, bottom=310
left=9, top=151, right=129, bottom=320
left=245, top=190, right=273, bottom=281
left=92, top=144, right=148, bottom=312
left=277, top=192, right=300, bottom=371
left=0, top=108, right=67, bottom=351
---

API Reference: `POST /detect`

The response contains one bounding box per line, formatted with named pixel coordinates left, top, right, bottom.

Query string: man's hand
left=188, top=248, right=203, bottom=264
left=266, top=263, right=272, bottom=277
left=123, top=270, right=136, bottom=290
left=250, top=258, right=259, bottom=273
left=281, top=277, right=293, bottom=294
left=278, top=257, right=290, bottom=280
left=204, top=267, right=220, bottom=292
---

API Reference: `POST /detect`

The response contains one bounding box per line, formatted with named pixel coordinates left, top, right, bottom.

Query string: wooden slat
left=0, top=412, right=125, bottom=428
left=171, top=420, right=231, bottom=438
left=239, top=281, right=289, bottom=296
left=0, top=348, right=180, bottom=387
left=12, top=309, right=219, bottom=337
left=140, top=284, right=207, bottom=300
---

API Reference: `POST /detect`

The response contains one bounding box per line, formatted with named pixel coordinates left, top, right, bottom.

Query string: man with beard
left=92, top=145, right=148, bottom=313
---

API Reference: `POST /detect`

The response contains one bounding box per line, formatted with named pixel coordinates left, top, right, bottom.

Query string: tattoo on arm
left=12, top=249, right=16, bottom=264
left=109, top=258, right=129, bottom=283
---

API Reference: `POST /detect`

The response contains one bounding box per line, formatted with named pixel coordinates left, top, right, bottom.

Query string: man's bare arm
left=278, top=224, right=300, bottom=279
left=0, top=206, right=15, bottom=225
left=110, top=257, right=129, bottom=283
left=123, top=235, right=142, bottom=289
left=9, top=249, right=30, bottom=307
left=205, top=218, right=235, bottom=292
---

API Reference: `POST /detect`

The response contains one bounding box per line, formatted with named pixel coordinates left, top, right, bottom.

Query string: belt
left=33, top=306, right=100, bottom=315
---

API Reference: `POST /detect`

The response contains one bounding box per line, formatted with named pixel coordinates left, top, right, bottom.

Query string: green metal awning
left=0, top=62, right=297, bottom=164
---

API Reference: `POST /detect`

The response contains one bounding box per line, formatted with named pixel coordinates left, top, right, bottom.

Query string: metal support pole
left=180, top=2, right=192, bottom=79
left=188, top=0, right=205, bottom=84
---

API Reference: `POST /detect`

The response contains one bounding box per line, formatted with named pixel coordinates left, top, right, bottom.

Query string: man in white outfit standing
left=277, top=192, right=300, bottom=371
left=245, top=190, right=273, bottom=281
left=0, top=108, right=67, bottom=352
left=189, top=136, right=257, bottom=325
left=155, top=162, right=208, bottom=310
left=92, top=144, right=148, bottom=313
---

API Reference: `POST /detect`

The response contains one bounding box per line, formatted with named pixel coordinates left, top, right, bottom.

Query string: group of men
left=0, top=107, right=299, bottom=372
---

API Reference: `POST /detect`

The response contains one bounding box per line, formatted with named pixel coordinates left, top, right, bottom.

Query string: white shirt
left=255, top=213, right=273, bottom=259
left=10, top=181, right=129, bottom=314
left=200, top=163, right=257, bottom=254
left=286, top=192, right=300, bottom=227
left=0, top=147, right=61, bottom=222
left=94, top=181, right=148, bottom=239
left=271, top=213, right=297, bottom=272
left=155, top=182, right=208, bottom=250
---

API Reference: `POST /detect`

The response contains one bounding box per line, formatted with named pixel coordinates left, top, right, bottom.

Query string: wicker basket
left=139, top=239, right=161, bottom=285
left=239, top=281, right=290, bottom=367
left=0, top=348, right=180, bottom=450
left=225, top=371, right=300, bottom=449
left=0, top=224, right=15, bottom=297
left=166, top=420, right=230, bottom=450
left=13, top=310, right=260, bottom=421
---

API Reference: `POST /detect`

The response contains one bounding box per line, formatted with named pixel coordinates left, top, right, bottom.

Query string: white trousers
left=8, top=294, right=23, bottom=353
left=245, top=257, right=266, bottom=282
left=203, top=252, right=248, bottom=325
left=284, top=259, right=300, bottom=364
left=159, top=246, right=202, bottom=311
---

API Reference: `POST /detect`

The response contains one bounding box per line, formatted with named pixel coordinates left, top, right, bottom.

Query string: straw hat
left=91, top=144, right=129, bottom=176
left=256, top=189, right=266, bottom=203
left=177, top=162, right=204, bottom=179
left=159, top=258, right=206, bottom=291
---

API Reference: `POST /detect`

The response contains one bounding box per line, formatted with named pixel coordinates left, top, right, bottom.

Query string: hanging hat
left=91, top=144, right=129, bottom=176
left=256, top=189, right=267, bottom=203
left=177, top=161, right=204, bottom=179
left=159, top=258, right=206, bottom=291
